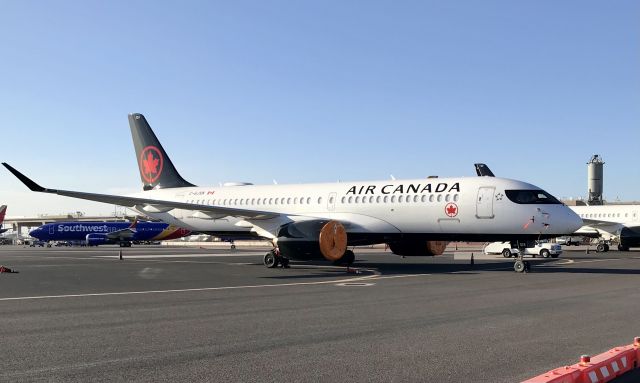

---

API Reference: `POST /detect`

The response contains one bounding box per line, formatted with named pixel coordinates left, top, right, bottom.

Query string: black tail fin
left=128, top=113, right=196, bottom=190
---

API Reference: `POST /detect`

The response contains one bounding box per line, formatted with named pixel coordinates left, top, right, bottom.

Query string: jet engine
left=619, top=227, right=640, bottom=251
left=276, top=220, right=350, bottom=262
left=388, top=240, right=448, bottom=256
left=86, top=233, right=110, bottom=246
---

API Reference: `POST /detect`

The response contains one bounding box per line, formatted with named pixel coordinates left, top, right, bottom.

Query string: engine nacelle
left=86, top=233, right=110, bottom=246
left=388, top=240, right=448, bottom=256
left=619, top=227, right=640, bottom=249
left=276, top=220, right=348, bottom=262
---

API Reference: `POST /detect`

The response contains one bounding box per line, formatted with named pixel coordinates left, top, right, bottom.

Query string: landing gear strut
left=263, top=249, right=290, bottom=269
left=332, top=249, right=355, bottom=267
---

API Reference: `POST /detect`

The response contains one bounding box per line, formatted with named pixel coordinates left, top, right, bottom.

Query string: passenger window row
left=340, top=194, right=460, bottom=204
left=185, top=193, right=460, bottom=208
left=579, top=213, right=626, bottom=219
left=186, top=197, right=320, bottom=206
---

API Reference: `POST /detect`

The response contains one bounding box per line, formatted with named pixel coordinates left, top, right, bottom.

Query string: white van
left=483, top=240, right=562, bottom=258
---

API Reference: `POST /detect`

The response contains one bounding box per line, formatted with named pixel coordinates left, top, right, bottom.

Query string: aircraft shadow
left=254, top=259, right=640, bottom=278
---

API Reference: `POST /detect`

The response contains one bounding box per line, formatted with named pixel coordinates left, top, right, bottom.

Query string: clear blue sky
left=1, top=1, right=638, bottom=217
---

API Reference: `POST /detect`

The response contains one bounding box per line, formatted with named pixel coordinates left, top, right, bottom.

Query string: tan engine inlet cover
left=426, top=241, right=448, bottom=256
left=319, top=220, right=348, bottom=261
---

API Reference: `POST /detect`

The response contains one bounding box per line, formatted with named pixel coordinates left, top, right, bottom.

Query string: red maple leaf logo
left=143, top=152, right=159, bottom=175
left=140, top=146, right=163, bottom=183
left=445, top=203, right=458, bottom=217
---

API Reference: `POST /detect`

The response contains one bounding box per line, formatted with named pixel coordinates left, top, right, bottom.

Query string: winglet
left=2, top=163, right=47, bottom=192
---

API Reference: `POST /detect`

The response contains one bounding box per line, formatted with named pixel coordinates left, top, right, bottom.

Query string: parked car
left=483, top=240, right=562, bottom=258
left=555, top=236, right=583, bottom=246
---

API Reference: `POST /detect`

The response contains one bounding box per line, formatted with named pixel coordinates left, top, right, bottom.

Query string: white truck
left=483, top=240, right=562, bottom=258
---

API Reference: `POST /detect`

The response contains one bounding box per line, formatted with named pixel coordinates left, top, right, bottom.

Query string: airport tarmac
left=0, top=245, right=639, bottom=382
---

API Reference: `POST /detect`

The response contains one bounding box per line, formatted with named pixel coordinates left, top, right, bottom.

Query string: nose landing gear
left=513, top=258, right=531, bottom=273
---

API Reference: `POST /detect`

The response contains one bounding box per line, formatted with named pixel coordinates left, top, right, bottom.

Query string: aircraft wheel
left=343, top=249, right=355, bottom=265
left=596, top=244, right=606, bottom=253
left=230, top=244, right=236, bottom=250
left=514, top=260, right=525, bottom=273
left=502, top=249, right=511, bottom=258
left=540, top=249, right=550, bottom=258
left=264, top=251, right=278, bottom=268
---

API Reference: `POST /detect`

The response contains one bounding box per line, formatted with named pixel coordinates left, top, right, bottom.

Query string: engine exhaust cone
left=319, top=220, right=347, bottom=261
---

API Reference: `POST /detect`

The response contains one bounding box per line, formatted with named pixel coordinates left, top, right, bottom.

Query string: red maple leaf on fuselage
left=446, top=204, right=457, bottom=216
left=143, top=152, right=159, bottom=176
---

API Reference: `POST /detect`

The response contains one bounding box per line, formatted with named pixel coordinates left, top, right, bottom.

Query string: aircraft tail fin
left=0, top=205, right=6, bottom=224
left=128, top=113, right=196, bottom=190
left=474, top=163, right=495, bottom=177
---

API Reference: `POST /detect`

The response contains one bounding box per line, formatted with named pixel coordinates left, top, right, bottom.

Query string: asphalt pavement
left=0, top=245, right=639, bottom=382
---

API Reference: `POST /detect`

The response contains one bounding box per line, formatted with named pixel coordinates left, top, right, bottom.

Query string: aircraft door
left=327, top=192, right=337, bottom=211
left=633, top=210, right=638, bottom=222
left=49, top=225, right=55, bottom=235
left=476, top=187, right=495, bottom=219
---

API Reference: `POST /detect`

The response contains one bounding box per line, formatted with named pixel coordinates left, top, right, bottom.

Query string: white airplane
left=3, top=113, right=583, bottom=268
left=570, top=205, right=640, bottom=252
left=0, top=205, right=7, bottom=234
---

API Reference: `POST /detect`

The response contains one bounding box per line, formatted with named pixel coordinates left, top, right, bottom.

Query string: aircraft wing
left=3, top=163, right=278, bottom=220
left=580, top=218, right=621, bottom=227
left=106, top=228, right=136, bottom=240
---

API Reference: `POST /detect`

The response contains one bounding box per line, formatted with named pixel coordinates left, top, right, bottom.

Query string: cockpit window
left=505, top=190, right=561, bottom=204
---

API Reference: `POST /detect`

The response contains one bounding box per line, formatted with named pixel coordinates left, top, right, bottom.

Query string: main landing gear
left=595, top=241, right=610, bottom=253
left=513, top=258, right=531, bottom=273
left=263, top=249, right=290, bottom=269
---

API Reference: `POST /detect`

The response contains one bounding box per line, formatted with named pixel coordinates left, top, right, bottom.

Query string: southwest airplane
left=570, top=204, right=640, bottom=252
left=29, top=220, right=191, bottom=247
left=0, top=205, right=8, bottom=234
left=3, top=113, right=583, bottom=268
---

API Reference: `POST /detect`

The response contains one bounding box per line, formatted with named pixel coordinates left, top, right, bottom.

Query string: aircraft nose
left=29, top=228, right=41, bottom=238
left=563, top=206, right=584, bottom=234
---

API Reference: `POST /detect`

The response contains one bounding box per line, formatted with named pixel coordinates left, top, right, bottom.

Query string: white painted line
left=96, top=253, right=263, bottom=259
left=554, top=260, right=575, bottom=265
left=0, top=272, right=381, bottom=302
left=335, top=282, right=375, bottom=287
left=568, top=259, right=622, bottom=265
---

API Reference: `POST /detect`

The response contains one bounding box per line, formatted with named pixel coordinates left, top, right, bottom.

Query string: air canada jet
left=29, top=220, right=191, bottom=247
left=3, top=113, right=583, bottom=267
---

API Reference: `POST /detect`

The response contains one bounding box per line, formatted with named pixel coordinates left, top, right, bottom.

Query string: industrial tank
left=587, top=155, right=604, bottom=205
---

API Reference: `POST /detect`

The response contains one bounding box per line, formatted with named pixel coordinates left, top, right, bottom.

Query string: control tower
left=587, top=155, right=604, bottom=205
